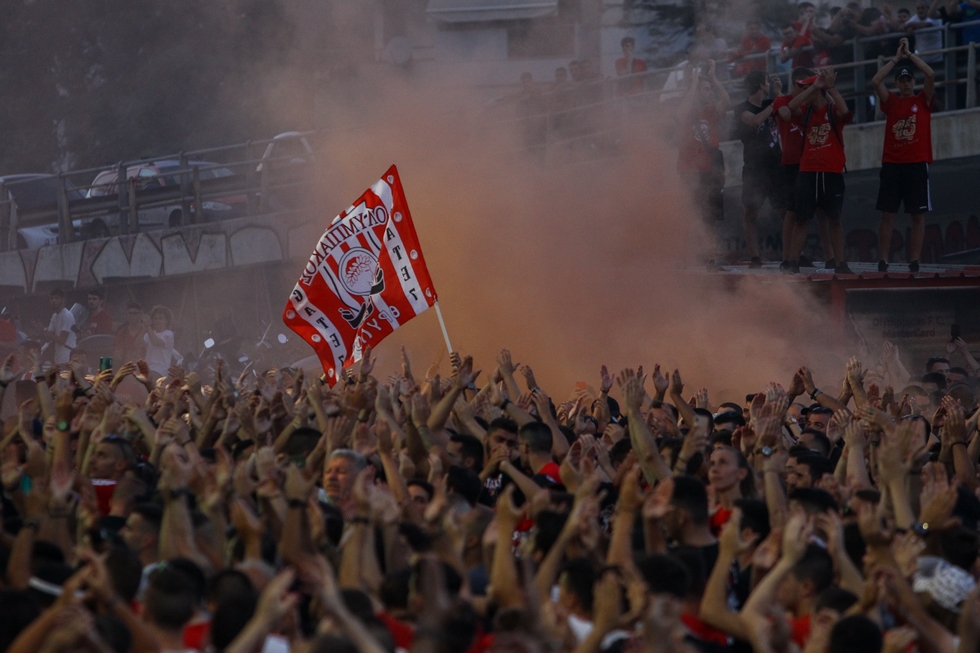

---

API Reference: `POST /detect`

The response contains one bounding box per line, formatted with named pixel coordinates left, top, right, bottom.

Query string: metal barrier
left=481, top=32, right=979, bottom=163
left=1, top=20, right=978, bottom=251
left=0, top=138, right=318, bottom=251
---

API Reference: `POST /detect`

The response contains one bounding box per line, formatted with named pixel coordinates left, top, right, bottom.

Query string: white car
left=1, top=174, right=86, bottom=250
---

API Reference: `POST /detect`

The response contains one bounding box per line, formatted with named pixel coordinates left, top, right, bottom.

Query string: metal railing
left=1, top=20, right=978, bottom=253
left=481, top=30, right=979, bottom=163
left=0, top=133, right=319, bottom=251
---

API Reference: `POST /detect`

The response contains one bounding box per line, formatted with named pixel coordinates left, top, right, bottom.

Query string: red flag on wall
left=283, top=165, right=437, bottom=385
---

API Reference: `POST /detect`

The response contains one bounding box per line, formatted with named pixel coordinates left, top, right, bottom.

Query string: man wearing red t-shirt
left=615, top=36, right=648, bottom=95
left=676, top=60, right=730, bottom=227
left=86, top=289, right=113, bottom=336
left=733, top=21, right=771, bottom=77
left=779, top=23, right=813, bottom=69
left=786, top=68, right=853, bottom=275
left=871, top=38, right=934, bottom=273
left=775, top=67, right=833, bottom=273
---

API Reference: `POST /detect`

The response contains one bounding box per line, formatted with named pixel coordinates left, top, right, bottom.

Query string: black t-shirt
left=734, top=99, right=781, bottom=169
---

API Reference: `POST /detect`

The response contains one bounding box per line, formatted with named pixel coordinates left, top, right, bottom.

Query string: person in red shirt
left=85, top=289, right=113, bottom=336
left=733, top=21, right=771, bottom=77
left=871, top=38, right=935, bottom=273
left=113, top=301, right=147, bottom=364
left=614, top=36, right=648, bottom=96
left=794, top=1, right=816, bottom=39
left=676, top=60, right=730, bottom=228
left=775, top=67, right=833, bottom=272
left=779, top=23, right=813, bottom=69
left=785, top=68, right=853, bottom=275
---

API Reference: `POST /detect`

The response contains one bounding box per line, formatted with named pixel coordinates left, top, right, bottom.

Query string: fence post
left=258, top=156, right=269, bottom=214
left=56, top=173, right=72, bottom=244
left=854, top=38, right=867, bottom=123
left=245, top=140, right=256, bottom=217
left=0, top=184, right=8, bottom=251
left=179, top=151, right=190, bottom=226
left=118, top=162, right=129, bottom=235
left=127, top=178, right=137, bottom=234
left=7, top=198, right=17, bottom=252
left=193, top=166, right=203, bottom=224
left=875, top=56, right=886, bottom=121
left=968, top=41, right=977, bottom=109
left=945, top=25, right=958, bottom=111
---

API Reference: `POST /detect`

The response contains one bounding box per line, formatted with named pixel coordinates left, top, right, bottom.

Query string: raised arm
left=707, top=60, right=730, bottom=113
left=618, top=369, right=672, bottom=484
left=873, top=41, right=908, bottom=104
left=700, top=509, right=750, bottom=639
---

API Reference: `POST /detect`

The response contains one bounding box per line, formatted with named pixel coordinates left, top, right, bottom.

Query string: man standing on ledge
left=733, top=70, right=782, bottom=268
left=785, top=68, right=853, bottom=275
left=871, top=37, right=934, bottom=273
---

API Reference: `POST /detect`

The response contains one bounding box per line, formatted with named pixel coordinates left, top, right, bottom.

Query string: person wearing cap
left=775, top=67, right=835, bottom=274
left=871, top=38, right=935, bottom=274
left=785, top=68, right=853, bottom=275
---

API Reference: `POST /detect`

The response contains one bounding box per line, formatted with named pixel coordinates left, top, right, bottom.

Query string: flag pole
left=433, top=301, right=453, bottom=355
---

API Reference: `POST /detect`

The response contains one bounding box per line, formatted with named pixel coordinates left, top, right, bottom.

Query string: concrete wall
left=0, top=213, right=322, bottom=295
left=721, top=105, right=980, bottom=187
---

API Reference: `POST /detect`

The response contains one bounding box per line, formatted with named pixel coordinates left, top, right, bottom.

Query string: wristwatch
left=912, top=522, right=930, bottom=537
left=809, top=388, right=822, bottom=400
left=56, top=420, right=70, bottom=432
left=756, top=446, right=773, bottom=457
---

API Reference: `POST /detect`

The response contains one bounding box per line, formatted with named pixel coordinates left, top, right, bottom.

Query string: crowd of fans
left=6, top=292, right=980, bottom=653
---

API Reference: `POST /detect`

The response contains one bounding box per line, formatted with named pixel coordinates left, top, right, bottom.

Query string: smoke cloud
left=290, top=75, right=853, bottom=402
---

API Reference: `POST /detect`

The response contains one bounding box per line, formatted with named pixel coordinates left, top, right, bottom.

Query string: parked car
left=85, top=160, right=246, bottom=229
left=256, top=132, right=314, bottom=173
left=0, top=174, right=86, bottom=249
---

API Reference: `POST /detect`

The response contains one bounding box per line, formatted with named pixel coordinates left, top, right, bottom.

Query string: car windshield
left=156, top=163, right=234, bottom=184
left=3, top=176, right=83, bottom=209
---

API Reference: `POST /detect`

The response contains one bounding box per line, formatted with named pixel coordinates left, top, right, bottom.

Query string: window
left=507, top=19, right=575, bottom=58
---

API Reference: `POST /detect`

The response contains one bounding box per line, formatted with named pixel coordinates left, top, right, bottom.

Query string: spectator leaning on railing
left=904, top=0, right=945, bottom=64
left=733, top=21, right=771, bottom=77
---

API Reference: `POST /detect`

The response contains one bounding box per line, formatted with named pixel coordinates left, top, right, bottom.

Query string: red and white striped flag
left=283, top=165, right=437, bottom=385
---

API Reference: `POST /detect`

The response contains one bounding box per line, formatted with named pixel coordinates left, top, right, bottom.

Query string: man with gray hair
left=322, top=448, right=367, bottom=517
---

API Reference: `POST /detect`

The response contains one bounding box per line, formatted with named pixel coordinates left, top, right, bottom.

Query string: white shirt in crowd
left=143, top=329, right=175, bottom=377
left=47, top=307, right=76, bottom=364
left=905, top=16, right=943, bottom=63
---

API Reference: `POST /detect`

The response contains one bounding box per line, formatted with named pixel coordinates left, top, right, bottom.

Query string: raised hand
left=454, top=356, right=480, bottom=391
left=519, top=364, right=538, bottom=391
left=669, top=369, right=684, bottom=397
left=358, top=345, right=375, bottom=381
left=846, top=356, right=865, bottom=391
left=642, top=477, right=674, bottom=521
left=0, top=354, right=16, bottom=384
left=599, top=365, right=613, bottom=394
left=651, top=364, right=669, bottom=396
left=496, top=349, right=517, bottom=376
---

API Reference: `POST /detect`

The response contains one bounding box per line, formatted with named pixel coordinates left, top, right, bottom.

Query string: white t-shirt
left=143, top=329, right=175, bottom=377
left=905, top=16, right=943, bottom=62
left=47, top=308, right=76, bottom=364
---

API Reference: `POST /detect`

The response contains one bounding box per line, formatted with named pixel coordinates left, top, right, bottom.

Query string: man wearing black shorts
left=871, top=38, right=934, bottom=273
left=734, top=70, right=783, bottom=268
left=785, top=68, right=853, bottom=275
